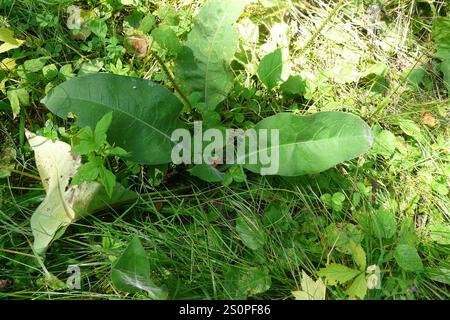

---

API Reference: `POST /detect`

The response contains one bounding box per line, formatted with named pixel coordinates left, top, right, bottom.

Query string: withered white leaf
left=26, top=130, right=136, bottom=255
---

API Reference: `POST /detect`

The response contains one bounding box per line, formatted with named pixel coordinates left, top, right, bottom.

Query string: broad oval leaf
left=112, top=237, right=168, bottom=299
left=257, top=48, right=283, bottom=90
left=175, top=0, right=246, bottom=110
left=41, top=73, right=185, bottom=165
left=243, top=112, right=373, bottom=176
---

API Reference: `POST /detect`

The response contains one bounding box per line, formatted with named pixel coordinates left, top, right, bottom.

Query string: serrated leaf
left=325, top=223, right=364, bottom=255
left=175, top=0, right=246, bottom=110
left=394, top=244, right=424, bottom=272
left=258, top=48, right=283, bottom=90
left=317, top=263, right=360, bottom=285
left=41, top=73, right=185, bottom=165
left=111, top=237, right=167, bottom=299
left=292, top=271, right=326, bottom=300
left=372, top=208, right=397, bottom=239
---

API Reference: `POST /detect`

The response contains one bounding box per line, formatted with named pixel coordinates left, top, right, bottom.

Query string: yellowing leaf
left=317, top=263, right=361, bottom=285
left=292, top=271, right=326, bottom=300
left=0, top=58, right=17, bottom=71
left=0, top=28, right=25, bottom=53
left=26, top=131, right=136, bottom=255
left=349, top=242, right=367, bottom=270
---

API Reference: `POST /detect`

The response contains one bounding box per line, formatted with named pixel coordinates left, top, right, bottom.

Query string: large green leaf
left=175, top=0, right=246, bottom=110
left=258, top=48, right=283, bottom=90
left=432, top=17, right=450, bottom=61
left=41, top=73, right=185, bottom=165
left=243, top=112, right=373, bottom=176
left=394, top=244, right=424, bottom=272
left=111, top=237, right=167, bottom=299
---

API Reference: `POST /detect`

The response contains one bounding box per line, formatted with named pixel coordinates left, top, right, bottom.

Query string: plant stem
left=295, top=0, right=347, bottom=58
left=152, top=52, right=193, bottom=110
left=11, top=169, right=41, bottom=181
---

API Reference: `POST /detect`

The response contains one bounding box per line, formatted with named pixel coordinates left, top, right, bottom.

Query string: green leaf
left=99, top=167, right=116, bottom=198
left=0, top=27, right=25, bottom=53
left=371, top=128, right=396, bottom=158
left=139, top=14, right=156, bottom=33
left=399, top=218, right=416, bottom=246
left=428, top=224, right=450, bottom=245
left=188, top=164, right=224, bottom=183
left=0, top=146, right=16, bottom=179
left=72, top=127, right=97, bottom=155
left=59, top=64, right=75, bottom=80
left=224, top=266, right=271, bottom=299
left=432, top=17, right=450, bottom=60
left=331, top=192, right=345, bottom=212
left=349, top=242, right=366, bottom=270
left=372, top=208, right=397, bottom=239
left=42, top=64, right=59, bottom=80
left=394, top=244, right=424, bottom=272
left=439, top=59, right=450, bottom=95
left=41, top=73, right=185, bottom=165
left=425, top=268, right=450, bottom=286
left=23, top=57, right=49, bottom=73
left=7, top=88, right=29, bottom=118
left=94, top=112, right=113, bottom=146
left=325, top=223, right=363, bottom=254
left=398, top=119, right=423, bottom=142
left=175, top=0, right=246, bottom=110
left=262, top=201, right=289, bottom=230
left=72, top=161, right=100, bottom=184
left=90, top=20, right=108, bottom=39
left=111, top=237, right=167, bottom=299
left=280, top=75, right=306, bottom=96
left=151, top=26, right=180, bottom=56
left=346, top=273, right=367, bottom=300
left=236, top=215, right=267, bottom=250
left=243, top=112, right=373, bottom=176
left=258, top=48, right=283, bottom=90
left=318, top=263, right=361, bottom=285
